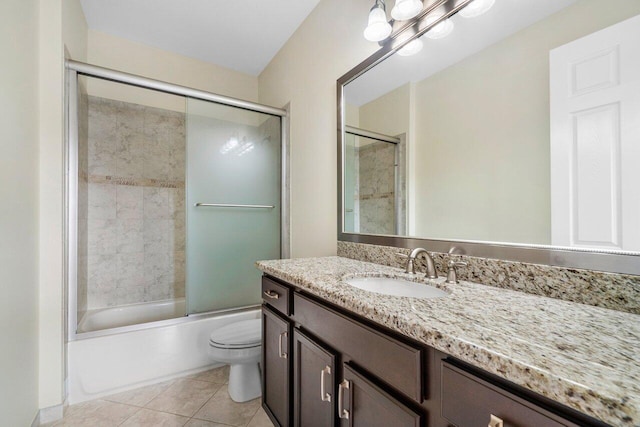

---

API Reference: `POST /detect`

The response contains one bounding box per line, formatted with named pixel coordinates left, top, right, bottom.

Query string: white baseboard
left=35, top=404, right=64, bottom=425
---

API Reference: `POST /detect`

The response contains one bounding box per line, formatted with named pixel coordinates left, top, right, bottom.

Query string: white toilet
left=208, top=318, right=262, bottom=402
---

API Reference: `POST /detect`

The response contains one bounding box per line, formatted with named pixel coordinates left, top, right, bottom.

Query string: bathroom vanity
left=257, top=257, right=638, bottom=427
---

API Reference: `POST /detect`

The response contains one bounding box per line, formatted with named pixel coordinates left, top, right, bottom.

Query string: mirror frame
left=337, top=0, right=640, bottom=275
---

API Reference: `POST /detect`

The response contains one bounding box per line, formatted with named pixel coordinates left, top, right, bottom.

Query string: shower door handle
left=278, top=331, right=288, bottom=359
left=195, top=203, right=275, bottom=209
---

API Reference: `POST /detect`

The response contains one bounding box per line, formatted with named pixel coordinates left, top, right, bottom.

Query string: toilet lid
left=209, top=319, right=262, bottom=349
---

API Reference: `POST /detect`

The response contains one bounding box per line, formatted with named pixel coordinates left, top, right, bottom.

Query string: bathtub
left=67, top=304, right=260, bottom=404
left=77, top=298, right=187, bottom=333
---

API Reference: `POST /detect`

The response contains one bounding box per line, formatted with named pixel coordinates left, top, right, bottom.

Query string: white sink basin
left=344, top=277, right=448, bottom=299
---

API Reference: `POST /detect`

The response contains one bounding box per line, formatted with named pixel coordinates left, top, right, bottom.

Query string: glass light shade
left=423, top=15, right=454, bottom=39
left=397, top=38, right=423, bottom=56
left=391, top=0, right=423, bottom=21
left=459, top=0, right=495, bottom=18
left=364, top=6, right=392, bottom=41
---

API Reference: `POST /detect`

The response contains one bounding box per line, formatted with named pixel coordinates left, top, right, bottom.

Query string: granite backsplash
left=337, top=241, right=640, bottom=315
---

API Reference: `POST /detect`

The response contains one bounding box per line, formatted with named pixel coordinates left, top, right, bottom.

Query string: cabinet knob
left=338, top=379, right=350, bottom=419
left=278, top=331, right=288, bottom=359
left=488, top=414, right=504, bottom=427
left=320, top=366, right=331, bottom=402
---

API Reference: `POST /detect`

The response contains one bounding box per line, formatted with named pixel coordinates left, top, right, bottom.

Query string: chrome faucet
left=403, top=248, right=438, bottom=279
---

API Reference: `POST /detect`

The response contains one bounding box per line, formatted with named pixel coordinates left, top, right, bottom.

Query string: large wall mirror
left=338, top=0, right=640, bottom=274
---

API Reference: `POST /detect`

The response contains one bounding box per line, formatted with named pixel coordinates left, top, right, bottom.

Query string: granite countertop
left=256, top=256, right=640, bottom=426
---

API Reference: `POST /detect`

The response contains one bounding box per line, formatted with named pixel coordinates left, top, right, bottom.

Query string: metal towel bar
left=195, top=203, right=275, bottom=209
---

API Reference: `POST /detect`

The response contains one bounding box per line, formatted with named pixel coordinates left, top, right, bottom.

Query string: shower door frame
left=65, top=61, right=290, bottom=341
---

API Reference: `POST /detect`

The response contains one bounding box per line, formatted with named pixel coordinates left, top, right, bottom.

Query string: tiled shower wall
left=80, top=96, right=186, bottom=310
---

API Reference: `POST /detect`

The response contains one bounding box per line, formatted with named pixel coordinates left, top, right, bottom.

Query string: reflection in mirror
left=344, top=127, right=406, bottom=236
left=343, top=0, right=640, bottom=253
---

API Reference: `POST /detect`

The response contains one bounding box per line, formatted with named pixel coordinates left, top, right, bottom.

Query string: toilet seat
left=209, top=319, right=261, bottom=349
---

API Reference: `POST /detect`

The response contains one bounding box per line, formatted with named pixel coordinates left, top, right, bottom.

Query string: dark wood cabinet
left=292, top=329, right=336, bottom=427
left=262, top=305, right=291, bottom=427
left=261, top=274, right=607, bottom=427
left=338, top=363, right=422, bottom=427
left=441, top=361, right=585, bottom=427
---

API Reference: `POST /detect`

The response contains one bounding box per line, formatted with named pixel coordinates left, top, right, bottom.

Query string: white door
left=550, top=14, right=640, bottom=251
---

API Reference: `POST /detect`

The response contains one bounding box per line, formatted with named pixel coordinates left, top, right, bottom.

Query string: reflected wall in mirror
left=342, top=0, right=640, bottom=253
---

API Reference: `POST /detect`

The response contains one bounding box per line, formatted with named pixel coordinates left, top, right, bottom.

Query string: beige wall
left=87, top=30, right=259, bottom=111
left=0, top=0, right=40, bottom=424
left=258, top=0, right=377, bottom=257
left=359, top=83, right=412, bottom=137
left=38, top=0, right=88, bottom=412
left=412, top=0, right=640, bottom=244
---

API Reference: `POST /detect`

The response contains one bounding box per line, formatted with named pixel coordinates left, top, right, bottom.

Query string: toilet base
left=228, top=362, right=261, bottom=403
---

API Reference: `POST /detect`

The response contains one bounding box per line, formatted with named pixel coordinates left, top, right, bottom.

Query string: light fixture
left=459, top=0, right=495, bottom=18
left=423, top=15, right=454, bottom=39
left=391, top=0, right=423, bottom=21
left=364, top=0, right=392, bottom=42
left=397, top=38, right=423, bottom=56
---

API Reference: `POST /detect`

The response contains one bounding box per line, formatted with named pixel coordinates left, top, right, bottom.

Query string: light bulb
left=423, top=15, right=454, bottom=39
left=364, top=2, right=392, bottom=42
left=459, top=0, right=495, bottom=18
left=397, top=38, right=423, bottom=56
left=391, top=0, right=423, bottom=21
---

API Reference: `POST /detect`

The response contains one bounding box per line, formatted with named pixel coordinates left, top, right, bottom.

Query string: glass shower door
left=186, top=99, right=281, bottom=314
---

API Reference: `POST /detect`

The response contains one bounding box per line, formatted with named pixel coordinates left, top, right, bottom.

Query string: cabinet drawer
left=441, top=361, right=578, bottom=427
left=293, top=293, right=422, bottom=402
left=262, top=276, right=292, bottom=316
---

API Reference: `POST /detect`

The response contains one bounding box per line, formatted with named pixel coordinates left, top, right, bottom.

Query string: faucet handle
left=446, top=259, right=467, bottom=284
left=396, top=252, right=415, bottom=274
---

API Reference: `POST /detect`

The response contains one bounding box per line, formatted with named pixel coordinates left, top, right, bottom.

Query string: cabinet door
left=293, top=329, right=337, bottom=427
left=262, top=306, right=291, bottom=427
left=339, top=364, right=422, bottom=427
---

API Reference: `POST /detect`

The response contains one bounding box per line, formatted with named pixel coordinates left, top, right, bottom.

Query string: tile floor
left=43, top=366, right=274, bottom=427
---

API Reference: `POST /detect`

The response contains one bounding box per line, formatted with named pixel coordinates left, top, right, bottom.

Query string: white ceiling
left=345, top=0, right=578, bottom=106
left=80, top=0, right=321, bottom=76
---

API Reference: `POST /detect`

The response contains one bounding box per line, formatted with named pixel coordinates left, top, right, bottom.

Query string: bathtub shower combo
left=66, top=61, right=288, bottom=403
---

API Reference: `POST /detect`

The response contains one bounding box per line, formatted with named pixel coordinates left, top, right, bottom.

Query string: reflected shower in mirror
left=342, top=0, right=640, bottom=253
left=344, top=126, right=407, bottom=236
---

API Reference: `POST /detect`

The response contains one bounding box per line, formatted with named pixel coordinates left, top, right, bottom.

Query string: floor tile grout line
left=142, top=388, right=220, bottom=419
left=245, top=404, right=265, bottom=427
left=116, top=403, right=143, bottom=426
left=188, top=387, right=219, bottom=420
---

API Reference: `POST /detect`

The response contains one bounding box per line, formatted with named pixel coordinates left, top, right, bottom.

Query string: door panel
left=262, top=306, right=291, bottom=427
left=550, top=14, right=640, bottom=251
left=339, top=363, right=422, bottom=427
left=293, top=329, right=337, bottom=427
left=186, top=99, right=281, bottom=314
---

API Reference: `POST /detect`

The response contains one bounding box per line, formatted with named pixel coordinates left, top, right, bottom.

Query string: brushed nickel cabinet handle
left=338, top=379, right=350, bottom=419
left=320, top=366, right=331, bottom=402
left=263, top=290, right=280, bottom=299
left=278, top=331, right=288, bottom=359
left=488, top=414, right=504, bottom=427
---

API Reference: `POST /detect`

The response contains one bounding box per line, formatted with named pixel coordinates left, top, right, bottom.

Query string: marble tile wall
left=84, top=97, right=185, bottom=310
left=337, top=241, right=640, bottom=314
